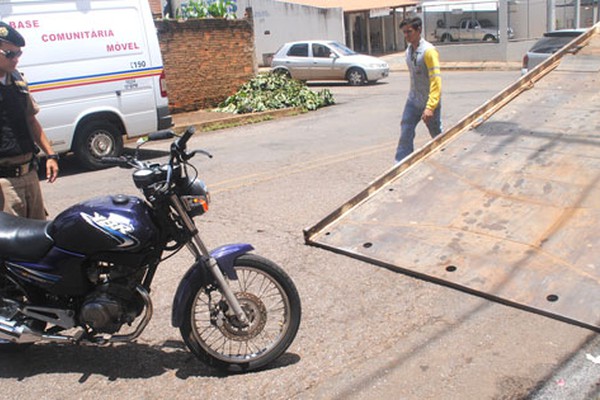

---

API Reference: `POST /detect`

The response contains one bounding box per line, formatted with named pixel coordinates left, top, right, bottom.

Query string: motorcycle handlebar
left=99, top=156, right=133, bottom=169
left=174, top=126, right=196, bottom=152
left=100, top=126, right=201, bottom=174
left=147, top=129, right=175, bottom=141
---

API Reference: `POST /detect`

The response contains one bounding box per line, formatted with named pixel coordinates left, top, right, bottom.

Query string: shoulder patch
left=14, top=79, right=28, bottom=88
left=10, top=71, right=30, bottom=93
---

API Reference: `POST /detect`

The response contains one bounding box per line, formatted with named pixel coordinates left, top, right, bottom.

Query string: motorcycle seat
left=0, top=211, right=54, bottom=261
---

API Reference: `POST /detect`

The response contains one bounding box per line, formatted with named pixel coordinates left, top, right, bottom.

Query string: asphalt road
left=2, top=71, right=599, bottom=400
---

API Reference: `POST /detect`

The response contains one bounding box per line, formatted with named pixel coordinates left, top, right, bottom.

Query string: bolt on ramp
left=304, top=25, right=600, bottom=331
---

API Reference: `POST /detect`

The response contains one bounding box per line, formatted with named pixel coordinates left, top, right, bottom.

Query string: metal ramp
left=304, top=25, right=600, bottom=331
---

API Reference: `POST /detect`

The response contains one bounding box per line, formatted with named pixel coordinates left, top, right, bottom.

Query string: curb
left=172, top=107, right=304, bottom=133
left=261, top=64, right=521, bottom=74
left=389, top=63, right=522, bottom=72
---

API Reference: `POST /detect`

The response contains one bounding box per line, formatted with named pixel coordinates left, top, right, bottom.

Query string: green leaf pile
left=215, top=73, right=335, bottom=114
left=175, top=0, right=237, bottom=19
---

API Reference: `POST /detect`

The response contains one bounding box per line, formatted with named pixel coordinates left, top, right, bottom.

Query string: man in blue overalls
left=0, top=21, right=59, bottom=219
left=395, top=17, right=443, bottom=163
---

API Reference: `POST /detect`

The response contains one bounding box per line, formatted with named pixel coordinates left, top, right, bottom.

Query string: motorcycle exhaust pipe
left=0, top=317, right=72, bottom=344
left=0, top=285, right=152, bottom=345
left=0, top=317, right=40, bottom=343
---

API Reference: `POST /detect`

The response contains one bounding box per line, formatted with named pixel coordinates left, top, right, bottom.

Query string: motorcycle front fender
left=171, top=243, right=254, bottom=327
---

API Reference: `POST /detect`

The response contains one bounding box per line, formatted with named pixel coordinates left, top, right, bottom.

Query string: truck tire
left=483, top=34, right=496, bottom=42
left=74, top=120, right=124, bottom=170
left=441, top=34, right=453, bottom=43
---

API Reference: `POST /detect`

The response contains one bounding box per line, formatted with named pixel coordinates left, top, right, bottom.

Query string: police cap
left=0, top=21, right=25, bottom=47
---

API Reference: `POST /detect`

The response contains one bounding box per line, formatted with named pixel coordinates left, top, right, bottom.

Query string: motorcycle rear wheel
left=180, top=254, right=301, bottom=372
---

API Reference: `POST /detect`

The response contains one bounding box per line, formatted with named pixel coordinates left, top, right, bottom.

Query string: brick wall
left=147, top=0, right=162, bottom=18
left=155, top=18, right=256, bottom=113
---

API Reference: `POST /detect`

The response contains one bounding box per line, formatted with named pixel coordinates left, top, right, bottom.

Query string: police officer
left=0, top=21, right=58, bottom=219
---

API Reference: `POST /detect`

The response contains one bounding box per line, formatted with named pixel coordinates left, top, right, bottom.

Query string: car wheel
left=441, top=34, right=453, bottom=43
left=74, top=120, right=124, bottom=170
left=483, top=34, right=496, bottom=42
left=347, top=68, right=366, bottom=86
left=273, top=68, right=291, bottom=78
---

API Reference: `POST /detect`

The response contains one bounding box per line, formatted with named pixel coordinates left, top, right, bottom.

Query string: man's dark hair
left=400, top=17, right=422, bottom=31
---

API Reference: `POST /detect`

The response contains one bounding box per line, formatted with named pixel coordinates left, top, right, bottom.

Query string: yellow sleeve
left=424, top=48, right=442, bottom=110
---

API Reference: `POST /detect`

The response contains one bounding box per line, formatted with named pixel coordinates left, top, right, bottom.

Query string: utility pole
left=547, top=0, right=556, bottom=31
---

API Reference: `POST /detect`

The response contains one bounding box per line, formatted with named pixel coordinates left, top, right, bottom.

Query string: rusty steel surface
left=305, top=27, right=600, bottom=331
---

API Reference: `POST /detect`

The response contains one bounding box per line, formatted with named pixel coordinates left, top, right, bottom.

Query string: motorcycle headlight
left=180, top=178, right=210, bottom=217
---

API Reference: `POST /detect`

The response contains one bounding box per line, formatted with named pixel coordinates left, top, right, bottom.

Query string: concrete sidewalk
left=171, top=107, right=302, bottom=134
left=380, top=51, right=522, bottom=72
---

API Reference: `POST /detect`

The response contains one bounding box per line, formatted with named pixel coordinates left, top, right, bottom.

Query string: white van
left=0, top=0, right=172, bottom=169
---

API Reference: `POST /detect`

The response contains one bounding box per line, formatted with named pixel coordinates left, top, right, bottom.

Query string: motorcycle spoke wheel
left=181, top=254, right=301, bottom=372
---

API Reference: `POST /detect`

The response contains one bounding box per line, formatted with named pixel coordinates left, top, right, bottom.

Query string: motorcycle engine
left=80, top=282, right=144, bottom=334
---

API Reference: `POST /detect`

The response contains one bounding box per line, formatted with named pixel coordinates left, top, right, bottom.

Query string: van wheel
left=74, top=121, right=124, bottom=170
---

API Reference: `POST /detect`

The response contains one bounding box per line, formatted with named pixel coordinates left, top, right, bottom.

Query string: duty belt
left=0, top=160, right=35, bottom=178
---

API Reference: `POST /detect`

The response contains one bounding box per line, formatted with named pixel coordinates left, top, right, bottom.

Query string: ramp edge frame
left=304, top=23, right=600, bottom=245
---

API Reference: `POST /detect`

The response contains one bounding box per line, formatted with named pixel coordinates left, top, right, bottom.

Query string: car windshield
left=328, top=41, right=357, bottom=56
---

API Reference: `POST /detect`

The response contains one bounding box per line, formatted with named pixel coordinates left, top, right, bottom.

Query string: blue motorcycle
left=0, top=127, right=301, bottom=372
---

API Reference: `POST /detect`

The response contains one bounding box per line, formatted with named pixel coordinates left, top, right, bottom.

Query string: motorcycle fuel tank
left=48, top=194, right=159, bottom=255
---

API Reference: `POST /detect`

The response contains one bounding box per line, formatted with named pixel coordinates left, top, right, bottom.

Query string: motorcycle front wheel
left=180, top=254, right=301, bottom=372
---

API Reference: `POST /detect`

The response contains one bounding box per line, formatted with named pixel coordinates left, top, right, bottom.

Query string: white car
left=271, top=40, right=389, bottom=86
left=521, top=29, right=585, bottom=75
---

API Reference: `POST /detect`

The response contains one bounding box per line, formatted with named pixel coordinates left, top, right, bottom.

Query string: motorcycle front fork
left=170, top=195, right=249, bottom=326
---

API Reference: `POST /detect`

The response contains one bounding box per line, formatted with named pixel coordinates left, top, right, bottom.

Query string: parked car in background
left=434, top=18, right=514, bottom=43
left=271, top=40, right=389, bottom=86
left=521, top=29, right=586, bottom=74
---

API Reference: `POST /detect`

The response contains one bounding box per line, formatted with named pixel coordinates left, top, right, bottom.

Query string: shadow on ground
left=0, top=340, right=300, bottom=381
